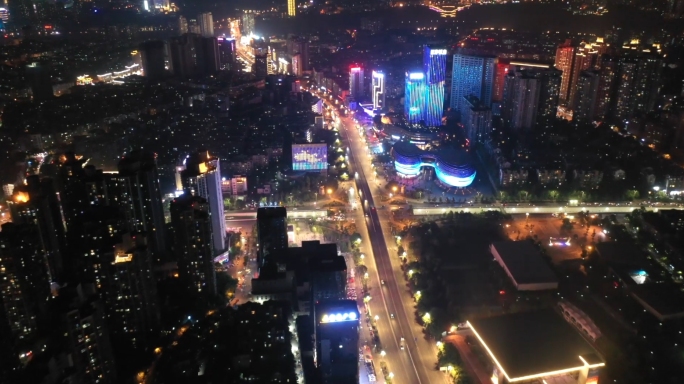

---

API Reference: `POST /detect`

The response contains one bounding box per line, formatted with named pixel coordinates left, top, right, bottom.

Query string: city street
left=326, top=99, right=447, bottom=384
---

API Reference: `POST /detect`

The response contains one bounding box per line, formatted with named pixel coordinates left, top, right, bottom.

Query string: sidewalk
left=443, top=334, right=488, bottom=384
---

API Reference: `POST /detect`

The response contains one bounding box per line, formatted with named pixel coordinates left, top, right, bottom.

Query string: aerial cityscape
left=1, top=0, right=684, bottom=383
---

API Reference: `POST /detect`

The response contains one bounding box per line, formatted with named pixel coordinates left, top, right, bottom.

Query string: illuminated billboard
left=292, top=143, right=328, bottom=171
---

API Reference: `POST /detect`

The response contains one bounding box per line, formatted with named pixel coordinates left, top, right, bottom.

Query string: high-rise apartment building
left=555, top=40, right=576, bottom=107
left=461, top=95, right=492, bottom=143
left=104, top=234, right=159, bottom=351
left=556, top=39, right=608, bottom=109
left=170, top=33, right=219, bottom=77
left=594, top=55, right=617, bottom=121
left=171, top=194, right=216, bottom=295
left=117, top=151, right=167, bottom=263
left=9, top=176, right=66, bottom=281
left=372, top=70, right=385, bottom=110
left=573, top=71, right=601, bottom=123
left=181, top=152, right=226, bottom=254
left=241, top=13, right=255, bottom=36
left=450, top=53, right=496, bottom=111
left=288, top=0, right=296, bottom=16
left=188, top=19, right=200, bottom=34
left=64, top=291, right=117, bottom=384
left=349, top=66, right=365, bottom=101
left=502, top=70, right=541, bottom=131
left=502, top=67, right=562, bottom=130
left=0, top=223, right=53, bottom=343
left=140, top=40, right=167, bottom=80
left=612, top=51, right=662, bottom=121
left=613, top=58, right=638, bottom=121
left=423, top=45, right=447, bottom=126
left=256, top=207, right=288, bottom=267
left=493, top=61, right=511, bottom=104
left=217, top=37, right=236, bottom=70
left=177, top=15, right=188, bottom=35
left=405, top=71, right=426, bottom=124
left=287, top=36, right=309, bottom=72
left=537, top=68, right=562, bottom=121
left=198, top=12, right=214, bottom=37
left=314, top=300, right=360, bottom=384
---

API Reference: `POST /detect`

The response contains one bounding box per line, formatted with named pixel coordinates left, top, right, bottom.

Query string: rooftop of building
left=257, top=206, right=287, bottom=219
left=630, top=283, right=684, bottom=321
left=490, top=241, right=558, bottom=286
left=315, top=300, right=359, bottom=323
left=392, top=141, right=473, bottom=167
left=468, top=309, right=604, bottom=382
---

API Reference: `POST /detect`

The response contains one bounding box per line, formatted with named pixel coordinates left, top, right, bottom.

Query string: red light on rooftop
left=350, top=67, right=361, bottom=71
left=499, top=290, right=506, bottom=295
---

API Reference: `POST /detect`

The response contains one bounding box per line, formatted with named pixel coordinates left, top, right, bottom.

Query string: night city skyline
left=1, top=1, right=684, bottom=384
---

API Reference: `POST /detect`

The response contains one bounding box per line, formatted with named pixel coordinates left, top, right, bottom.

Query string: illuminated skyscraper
left=450, top=53, right=496, bottom=111
left=423, top=45, right=447, bottom=126
left=198, top=12, right=214, bottom=37
left=555, top=40, right=576, bottom=107
left=241, top=13, right=255, bottom=36
left=288, top=0, right=296, bottom=16
left=349, top=66, right=365, bottom=101
left=372, top=70, right=385, bottom=110
left=182, top=152, right=227, bottom=254
left=405, top=71, right=426, bottom=124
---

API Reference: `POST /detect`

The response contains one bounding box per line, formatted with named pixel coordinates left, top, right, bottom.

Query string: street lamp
left=408, top=269, right=414, bottom=277
left=380, top=350, right=386, bottom=358
left=388, top=372, right=394, bottom=379
left=422, top=312, right=431, bottom=326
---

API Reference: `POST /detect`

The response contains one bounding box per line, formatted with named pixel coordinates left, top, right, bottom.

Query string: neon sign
left=321, top=312, right=358, bottom=323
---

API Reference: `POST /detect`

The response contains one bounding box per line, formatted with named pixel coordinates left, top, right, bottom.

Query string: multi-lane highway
left=329, top=104, right=446, bottom=384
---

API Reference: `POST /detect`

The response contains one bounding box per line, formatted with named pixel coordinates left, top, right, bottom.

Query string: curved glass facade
left=393, top=148, right=476, bottom=187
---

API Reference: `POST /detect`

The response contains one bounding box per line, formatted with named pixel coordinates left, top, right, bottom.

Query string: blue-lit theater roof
left=391, top=141, right=476, bottom=187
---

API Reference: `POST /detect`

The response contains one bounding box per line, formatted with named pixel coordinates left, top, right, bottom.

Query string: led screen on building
left=292, top=143, right=328, bottom=171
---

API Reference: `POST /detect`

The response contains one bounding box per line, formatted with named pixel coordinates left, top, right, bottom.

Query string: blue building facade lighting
left=423, top=46, right=447, bottom=127
left=392, top=142, right=476, bottom=187
left=405, top=72, right=427, bottom=124
left=403, top=47, right=447, bottom=127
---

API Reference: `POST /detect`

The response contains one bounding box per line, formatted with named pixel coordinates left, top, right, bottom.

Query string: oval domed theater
left=390, top=141, right=476, bottom=187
